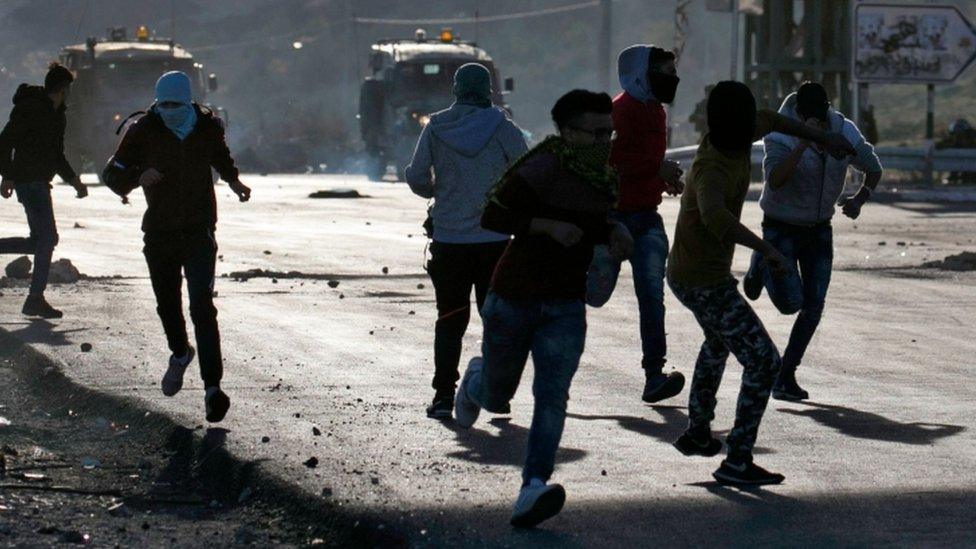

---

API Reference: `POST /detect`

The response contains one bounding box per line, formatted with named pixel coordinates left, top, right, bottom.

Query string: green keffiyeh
left=487, top=136, right=618, bottom=208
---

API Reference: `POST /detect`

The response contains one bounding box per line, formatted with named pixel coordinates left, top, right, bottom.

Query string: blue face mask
left=156, top=103, right=197, bottom=140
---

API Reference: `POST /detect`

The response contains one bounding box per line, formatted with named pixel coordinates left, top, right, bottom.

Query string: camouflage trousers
left=668, top=277, right=782, bottom=462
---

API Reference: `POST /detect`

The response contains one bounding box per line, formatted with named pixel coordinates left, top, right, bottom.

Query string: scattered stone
left=897, top=241, right=907, bottom=246
left=312, top=427, right=322, bottom=436
left=2, top=445, right=18, bottom=456
left=263, top=250, right=272, bottom=255
left=142, top=522, right=150, bottom=530
left=878, top=241, right=887, bottom=246
left=303, top=457, right=319, bottom=468
left=234, top=526, right=258, bottom=544
left=294, top=413, right=301, bottom=418
left=261, top=436, right=270, bottom=443
left=371, top=477, right=380, bottom=485
left=327, top=280, right=340, bottom=288
left=61, top=530, right=89, bottom=544
left=321, top=487, right=333, bottom=497
left=408, top=311, right=415, bottom=315
left=381, top=266, right=389, bottom=274
left=308, top=189, right=368, bottom=199
left=417, top=283, right=425, bottom=289
left=5, top=256, right=31, bottom=279
left=922, top=251, right=976, bottom=271
left=0, top=417, right=9, bottom=428
left=339, top=293, right=345, bottom=299
left=48, top=258, right=81, bottom=283
left=237, top=487, right=253, bottom=503
left=108, top=502, right=132, bottom=518
left=601, top=470, right=608, bottom=476
left=81, top=457, right=100, bottom=469
left=80, top=342, right=93, bottom=352
left=73, top=222, right=85, bottom=229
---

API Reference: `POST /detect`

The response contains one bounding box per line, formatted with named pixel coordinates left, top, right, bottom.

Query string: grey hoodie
left=405, top=103, right=527, bottom=243
left=760, top=93, right=882, bottom=226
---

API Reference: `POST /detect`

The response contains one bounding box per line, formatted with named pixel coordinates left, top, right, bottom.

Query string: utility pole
left=599, top=0, right=612, bottom=92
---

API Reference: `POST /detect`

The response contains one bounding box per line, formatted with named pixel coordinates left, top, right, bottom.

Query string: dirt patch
left=308, top=189, right=369, bottom=199
left=226, top=269, right=424, bottom=282
left=922, top=252, right=976, bottom=271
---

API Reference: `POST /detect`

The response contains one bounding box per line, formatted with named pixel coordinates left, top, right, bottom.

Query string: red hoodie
left=610, top=91, right=668, bottom=212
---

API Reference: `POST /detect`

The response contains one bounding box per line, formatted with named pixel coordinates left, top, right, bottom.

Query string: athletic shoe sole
left=712, top=469, right=785, bottom=486
left=642, top=373, right=685, bottom=403
left=673, top=434, right=723, bottom=457
left=162, top=347, right=195, bottom=397
left=426, top=407, right=453, bottom=420
left=206, top=391, right=231, bottom=423
left=510, top=485, right=566, bottom=528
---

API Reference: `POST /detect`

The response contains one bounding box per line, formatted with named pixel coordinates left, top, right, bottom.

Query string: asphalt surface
left=2, top=175, right=975, bottom=547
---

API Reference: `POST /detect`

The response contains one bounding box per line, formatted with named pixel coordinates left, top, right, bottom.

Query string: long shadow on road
left=0, top=319, right=85, bottom=347
left=778, top=401, right=965, bottom=445
left=440, top=417, right=587, bottom=468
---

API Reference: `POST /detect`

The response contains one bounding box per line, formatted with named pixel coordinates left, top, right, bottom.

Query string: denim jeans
left=467, top=292, right=586, bottom=485
left=0, top=182, right=59, bottom=295
left=669, top=278, right=781, bottom=463
left=586, top=210, right=668, bottom=371
left=427, top=240, right=508, bottom=396
left=746, top=218, right=833, bottom=372
left=143, top=229, right=223, bottom=387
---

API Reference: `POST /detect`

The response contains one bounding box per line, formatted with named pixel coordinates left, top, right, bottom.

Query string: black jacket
left=0, top=84, right=77, bottom=183
left=102, top=104, right=239, bottom=235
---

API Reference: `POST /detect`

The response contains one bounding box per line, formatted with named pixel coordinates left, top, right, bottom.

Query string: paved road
left=2, top=175, right=975, bottom=546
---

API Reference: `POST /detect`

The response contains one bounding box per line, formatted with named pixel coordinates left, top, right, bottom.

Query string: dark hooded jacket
left=102, top=104, right=239, bottom=235
left=0, top=84, right=77, bottom=183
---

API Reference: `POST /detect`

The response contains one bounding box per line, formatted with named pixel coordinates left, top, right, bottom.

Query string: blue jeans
left=586, top=210, right=668, bottom=371
left=746, top=218, right=833, bottom=373
left=468, top=292, right=586, bottom=485
left=0, top=182, right=58, bottom=295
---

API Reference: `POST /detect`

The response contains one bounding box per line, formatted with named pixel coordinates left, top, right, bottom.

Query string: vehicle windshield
left=393, top=59, right=496, bottom=103
left=91, top=58, right=203, bottom=106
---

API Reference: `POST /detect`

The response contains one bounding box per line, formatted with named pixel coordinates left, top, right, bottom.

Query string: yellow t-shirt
left=667, top=110, right=777, bottom=287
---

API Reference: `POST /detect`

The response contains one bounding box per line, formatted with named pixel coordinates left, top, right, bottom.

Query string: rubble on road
left=922, top=251, right=976, bottom=271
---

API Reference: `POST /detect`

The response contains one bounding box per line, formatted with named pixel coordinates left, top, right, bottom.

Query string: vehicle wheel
left=366, top=155, right=386, bottom=182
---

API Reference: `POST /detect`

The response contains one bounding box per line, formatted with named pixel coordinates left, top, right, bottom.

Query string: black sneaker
left=22, top=295, right=63, bottom=319
left=713, top=459, right=785, bottom=486
left=642, top=371, right=685, bottom=403
left=426, top=394, right=454, bottom=419
left=205, top=387, right=231, bottom=423
left=772, top=372, right=809, bottom=401
left=743, top=269, right=763, bottom=301
left=673, top=430, right=723, bottom=457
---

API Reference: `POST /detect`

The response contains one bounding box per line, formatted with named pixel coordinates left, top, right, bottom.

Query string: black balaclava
left=646, top=48, right=679, bottom=104
left=707, top=81, right=757, bottom=153
left=796, top=81, right=830, bottom=122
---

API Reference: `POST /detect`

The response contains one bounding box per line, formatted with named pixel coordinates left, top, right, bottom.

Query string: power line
left=353, top=1, right=600, bottom=25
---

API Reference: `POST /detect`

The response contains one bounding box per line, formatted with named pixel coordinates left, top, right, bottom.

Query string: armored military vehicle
left=358, top=28, right=513, bottom=181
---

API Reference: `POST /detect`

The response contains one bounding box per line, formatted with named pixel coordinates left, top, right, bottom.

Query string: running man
left=102, top=71, right=250, bottom=423
left=455, top=90, right=632, bottom=527
left=668, top=81, right=853, bottom=485
left=743, top=81, right=883, bottom=401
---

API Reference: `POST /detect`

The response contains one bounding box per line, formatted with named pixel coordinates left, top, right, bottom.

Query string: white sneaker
left=510, top=482, right=566, bottom=528
left=454, top=357, right=483, bottom=429
left=161, top=346, right=194, bottom=397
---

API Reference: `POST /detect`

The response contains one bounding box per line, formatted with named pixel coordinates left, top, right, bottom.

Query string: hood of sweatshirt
left=777, top=92, right=842, bottom=131
left=13, top=84, right=58, bottom=111
left=428, top=104, right=506, bottom=157
left=617, top=44, right=654, bottom=103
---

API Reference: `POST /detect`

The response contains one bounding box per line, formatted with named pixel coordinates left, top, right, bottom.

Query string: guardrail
left=665, top=143, right=976, bottom=173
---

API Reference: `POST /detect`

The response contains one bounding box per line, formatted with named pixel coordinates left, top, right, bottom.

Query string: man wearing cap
left=405, top=62, right=527, bottom=420
left=102, top=71, right=250, bottom=423
left=743, top=81, right=883, bottom=401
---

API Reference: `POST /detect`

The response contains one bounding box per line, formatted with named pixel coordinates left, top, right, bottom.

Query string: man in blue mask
left=102, top=70, right=251, bottom=424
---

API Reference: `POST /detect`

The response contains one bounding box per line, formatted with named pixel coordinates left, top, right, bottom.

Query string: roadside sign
left=854, top=3, right=976, bottom=83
